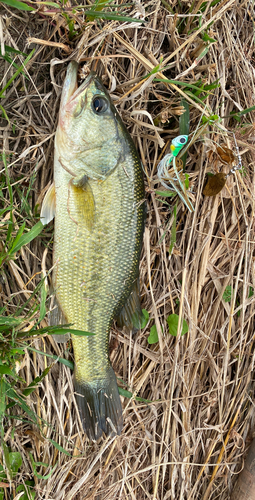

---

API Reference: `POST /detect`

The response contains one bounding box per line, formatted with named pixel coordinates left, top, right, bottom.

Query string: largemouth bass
left=40, top=62, right=145, bottom=440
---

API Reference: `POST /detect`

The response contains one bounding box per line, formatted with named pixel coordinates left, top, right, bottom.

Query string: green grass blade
left=0, top=105, right=9, bottom=122
left=154, top=78, right=211, bottom=93
left=26, top=347, right=74, bottom=369
left=0, top=378, right=6, bottom=422
left=83, top=10, right=144, bottom=22
left=179, top=99, right=190, bottom=170
left=5, top=385, right=38, bottom=423
left=0, top=0, right=33, bottom=10
left=48, top=439, right=72, bottom=456
left=118, top=387, right=152, bottom=403
left=169, top=204, right=177, bottom=254
left=9, top=221, right=43, bottom=255
left=9, top=221, right=26, bottom=254
left=230, top=105, right=255, bottom=118
left=29, top=453, right=58, bottom=479
left=155, top=190, right=176, bottom=197
left=3, top=152, right=13, bottom=243
left=0, top=316, right=21, bottom=326
left=0, top=48, right=35, bottom=98
left=1, top=45, right=27, bottom=56
left=23, top=365, right=52, bottom=396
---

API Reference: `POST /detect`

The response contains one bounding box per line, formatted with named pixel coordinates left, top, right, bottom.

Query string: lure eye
left=172, top=135, right=188, bottom=147
left=92, top=96, right=108, bottom=114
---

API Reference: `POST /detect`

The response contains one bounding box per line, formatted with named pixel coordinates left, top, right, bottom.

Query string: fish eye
left=92, top=96, right=108, bottom=114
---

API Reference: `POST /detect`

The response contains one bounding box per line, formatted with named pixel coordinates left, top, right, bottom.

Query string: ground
left=0, top=0, right=255, bottom=499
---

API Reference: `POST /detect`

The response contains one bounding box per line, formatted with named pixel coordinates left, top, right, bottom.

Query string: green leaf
left=9, top=221, right=26, bottom=254
left=48, top=328, right=95, bottom=336
left=148, top=324, right=158, bottom=344
left=29, top=453, right=58, bottom=479
left=0, top=44, right=27, bottom=56
left=48, top=439, right=72, bottom=457
left=184, top=90, right=209, bottom=107
left=223, top=285, right=232, bottom=303
left=167, top=314, right=188, bottom=336
left=84, top=10, right=144, bottom=22
left=201, top=114, right=219, bottom=124
left=5, top=385, right=38, bottom=423
left=154, top=78, right=211, bottom=93
left=118, top=387, right=152, bottom=403
left=16, top=484, right=36, bottom=500
left=2, top=440, right=11, bottom=479
left=38, top=1, right=60, bottom=6
left=201, top=32, right=217, bottom=44
left=10, top=221, right=43, bottom=255
left=140, top=309, right=149, bottom=329
left=155, top=190, right=176, bottom=197
left=0, top=316, right=21, bottom=326
left=0, top=105, right=9, bottom=122
left=9, top=452, right=22, bottom=476
left=0, top=366, right=15, bottom=376
left=179, top=99, right=189, bottom=170
left=0, top=463, right=7, bottom=481
left=24, top=323, right=94, bottom=337
left=0, top=0, right=33, bottom=10
left=0, top=378, right=6, bottom=422
left=248, top=287, right=254, bottom=298
left=230, top=105, right=255, bottom=119
left=169, top=204, right=177, bottom=254
left=23, top=365, right=52, bottom=396
left=132, top=308, right=149, bottom=329
left=0, top=49, right=35, bottom=98
left=27, top=346, right=74, bottom=370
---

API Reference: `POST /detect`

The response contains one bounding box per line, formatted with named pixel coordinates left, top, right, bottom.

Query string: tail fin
left=74, top=366, right=123, bottom=441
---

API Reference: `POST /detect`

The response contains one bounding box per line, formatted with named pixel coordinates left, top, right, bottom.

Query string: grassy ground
left=0, top=0, right=255, bottom=498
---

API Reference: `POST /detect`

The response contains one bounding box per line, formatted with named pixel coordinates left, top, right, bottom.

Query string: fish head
left=56, top=62, right=127, bottom=181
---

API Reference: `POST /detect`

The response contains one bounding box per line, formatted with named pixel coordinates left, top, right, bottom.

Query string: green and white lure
left=157, top=135, right=194, bottom=212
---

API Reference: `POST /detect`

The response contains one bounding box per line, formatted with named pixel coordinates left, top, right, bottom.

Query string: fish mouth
left=69, top=65, right=96, bottom=102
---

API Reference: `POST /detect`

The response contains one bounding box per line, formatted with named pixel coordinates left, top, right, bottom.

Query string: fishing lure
left=157, top=135, right=194, bottom=212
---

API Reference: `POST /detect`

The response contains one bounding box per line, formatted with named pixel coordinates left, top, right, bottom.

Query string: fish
left=40, top=61, right=145, bottom=441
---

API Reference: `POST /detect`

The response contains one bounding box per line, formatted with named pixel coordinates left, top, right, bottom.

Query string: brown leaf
left=216, top=145, right=235, bottom=164
left=203, top=173, right=227, bottom=196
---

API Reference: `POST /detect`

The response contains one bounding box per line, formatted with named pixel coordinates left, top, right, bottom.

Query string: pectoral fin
left=40, top=182, right=56, bottom=225
left=116, top=278, right=143, bottom=330
left=71, top=175, right=95, bottom=231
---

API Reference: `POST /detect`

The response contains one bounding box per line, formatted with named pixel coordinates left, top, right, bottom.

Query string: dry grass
left=1, top=0, right=255, bottom=498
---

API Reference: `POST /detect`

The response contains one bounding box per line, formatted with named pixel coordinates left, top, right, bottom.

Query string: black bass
left=40, top=62, right=145, bottom=440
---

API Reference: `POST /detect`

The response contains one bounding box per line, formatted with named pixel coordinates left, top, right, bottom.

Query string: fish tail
left=74, top=366, right=123, bottom=441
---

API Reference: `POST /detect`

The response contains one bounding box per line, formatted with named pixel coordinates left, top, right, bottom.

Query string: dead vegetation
left=0, top=0, right=255, bottom=498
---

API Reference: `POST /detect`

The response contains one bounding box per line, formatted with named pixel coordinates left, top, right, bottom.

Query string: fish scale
left=41, top=62, right=145, bottom=440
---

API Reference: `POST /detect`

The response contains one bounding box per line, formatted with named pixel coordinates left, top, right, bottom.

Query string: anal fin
left=116, top=278, right=143, bottom=330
